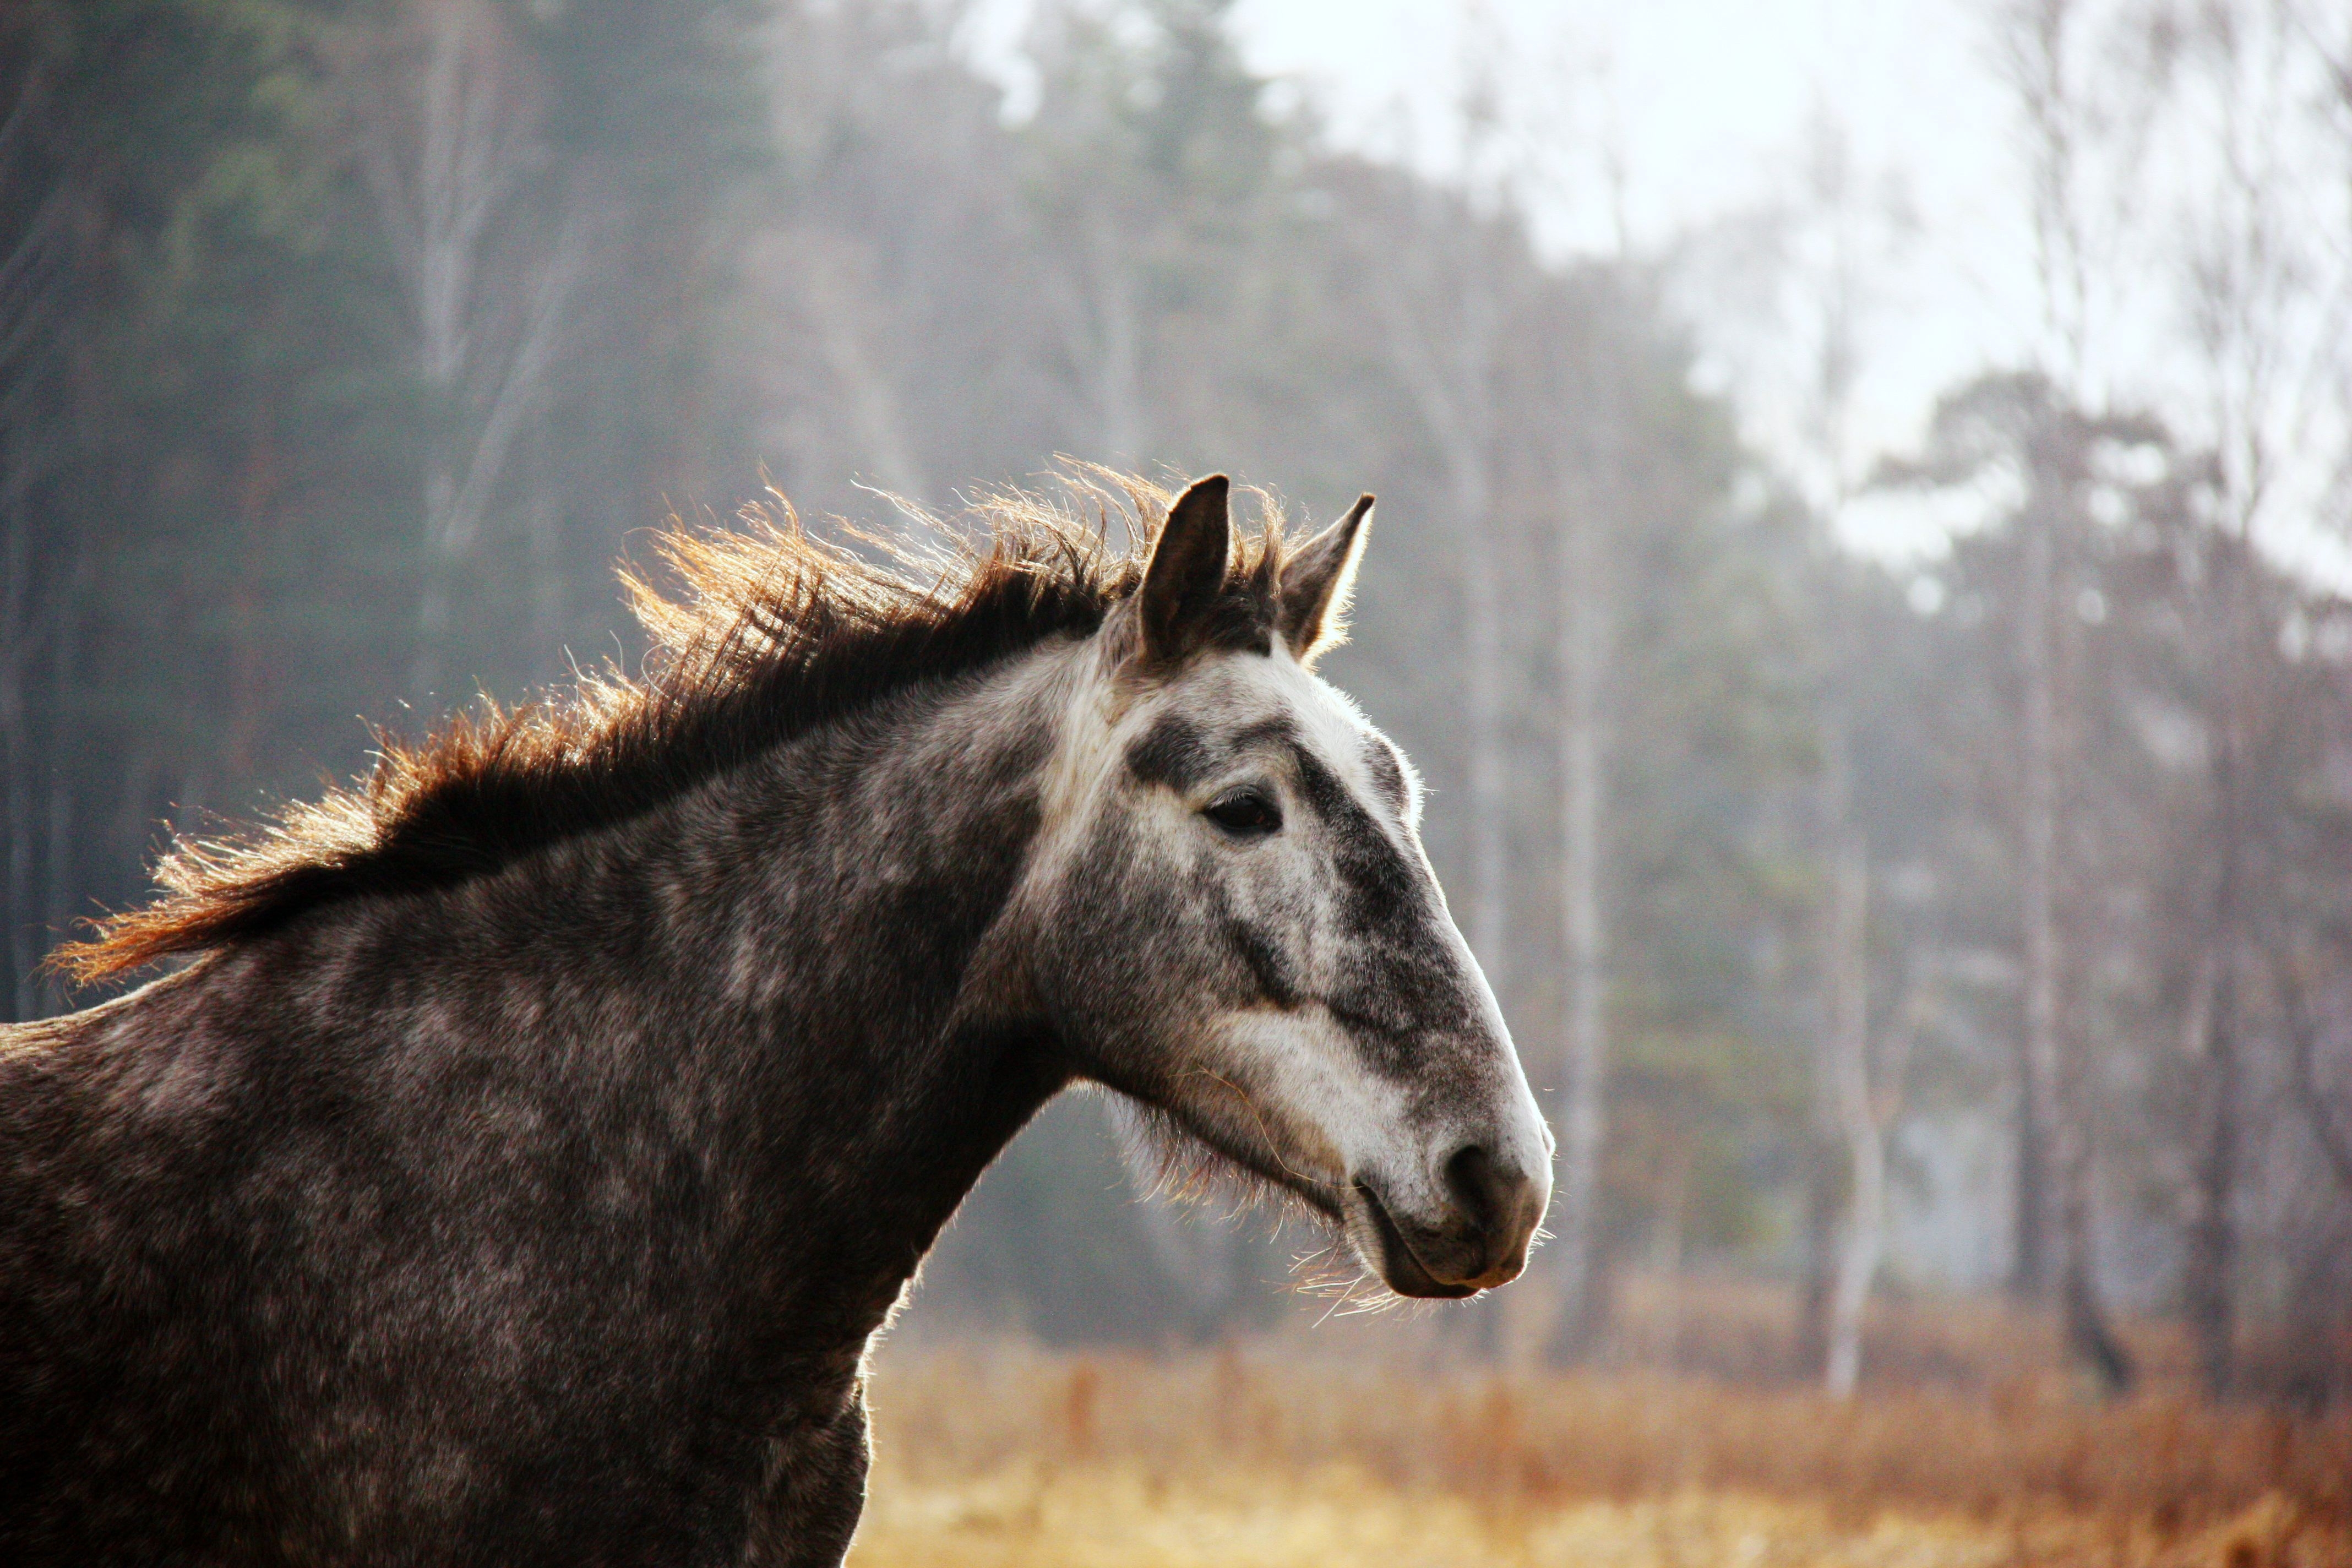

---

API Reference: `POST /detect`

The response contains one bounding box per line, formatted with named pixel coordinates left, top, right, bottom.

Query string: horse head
left=1020, top=475, right=1553, bottom=1299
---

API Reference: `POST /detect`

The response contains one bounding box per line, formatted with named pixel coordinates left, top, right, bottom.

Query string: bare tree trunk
left=1653, top=1156, right=1688, bottom=1373
left=1447, top=226, right=1507, bottom=981
left=1812, top=712, right=1913, bottom=1399
left=2050, top=547, right=2130, bottom=1393
left=2014, top=502, right=2059, bottom=1299
left=1082, top=215, right=1144, bottom=464
left=1796, top=1146, right=1838, bottom=1375
left=1992, top=0, right=2120, bottom=1329
left=1037, top=210, right=1145, bottom=467
left=1800, top=731, right=1850, bottom=1379
left=1823, top=836, right=1876, bottom=1397
left=2008, top=1017, right=2051, bottom=1294
left=2057, top=1008, right=2131, bottom=1392
left=410, top=200, right=589, bottom=695
left=348, top=0, right=589, bottom=701
left=2184, top=648, right=2245, bottom=1396
left=37, top=540, right=73, bottom=1015
left=34, top=230, right=97, bottom=1022
left=2, top=391, right=41, bottom=1018
left=224, top=422, right=280, bottom=778
left=413, top=463, right=460, bottom=692
left=30, top=463, right=84, bottom=1020
left=1545, top=459, right=1610, bottom=1362
left=2184, top=943, right=2237, bottom=1393
left=1457, top=444, right=1507, bottom=977
left=1422, top=52, right=1511, bottom=988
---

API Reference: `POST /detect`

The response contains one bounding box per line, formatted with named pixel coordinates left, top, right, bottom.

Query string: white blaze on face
left=1210, top=1007, right=1407, bottom=1188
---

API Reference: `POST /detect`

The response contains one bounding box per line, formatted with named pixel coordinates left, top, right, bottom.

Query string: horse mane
left=54, top=469, right=1295, bottom=983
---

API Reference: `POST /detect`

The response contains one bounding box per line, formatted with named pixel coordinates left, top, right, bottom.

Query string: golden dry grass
left=850, top=1328, right=2352, bottom=1568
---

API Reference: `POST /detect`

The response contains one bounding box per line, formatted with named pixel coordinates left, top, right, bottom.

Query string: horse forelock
left=55, top=469, right=1300, bottom=983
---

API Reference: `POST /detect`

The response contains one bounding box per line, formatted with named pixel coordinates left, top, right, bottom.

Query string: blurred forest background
left=7, top=0, right=2352, bottom=1481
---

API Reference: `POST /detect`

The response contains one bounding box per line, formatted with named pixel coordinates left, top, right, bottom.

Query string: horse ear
left=1137, top=473, right=1232, bottom=666
left=1278, top=493, right=1373, bottom=664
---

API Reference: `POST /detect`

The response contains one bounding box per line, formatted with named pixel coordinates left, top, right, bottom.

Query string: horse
left=0, top=471, right=1551, bottom=1566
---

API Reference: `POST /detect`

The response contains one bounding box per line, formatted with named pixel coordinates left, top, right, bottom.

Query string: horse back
left=0, top=967, right=301, bottom=1560
left=0, top=939, right=835, bottom=1565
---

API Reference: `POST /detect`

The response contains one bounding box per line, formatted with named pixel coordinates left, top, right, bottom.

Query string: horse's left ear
left=1137, top=473, right=1233, bottom=667
left=1277, top=493, right=1373, bottom=664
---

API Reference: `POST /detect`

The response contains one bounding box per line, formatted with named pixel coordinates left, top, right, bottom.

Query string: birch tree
left=1815, top=699, right=1925, bottom=1397
left=343, top=0, right=597, bottom=699
left=1693, top=108, right=1917, bottom=1379
left=1806, top=126, right=1910, bottom=1384
left=2115, top=0, right=2352, bottom=1392
left=1025, top=7, right=1153, bottom=464
left=1986, top=3, right=2152, bottom=1390
left=1814, top=726, right=1870, bottom=1390
left=1022, top=1, right=1279, bottom=472
left=1995, top=0, right=2088, bottom=1305
left=1546, top=373, right=1613, bottom=1361
left=1542, top=58, right=1638, bottom=1363
left=1880, top=370, right=2143, bottom=1387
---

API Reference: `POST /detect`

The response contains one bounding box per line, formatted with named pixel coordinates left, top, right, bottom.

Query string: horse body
left=0, top=474, right=1549, bottom=1565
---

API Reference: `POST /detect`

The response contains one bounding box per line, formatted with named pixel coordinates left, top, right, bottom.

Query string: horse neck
left=592, top=640, right=1084, bottom=1337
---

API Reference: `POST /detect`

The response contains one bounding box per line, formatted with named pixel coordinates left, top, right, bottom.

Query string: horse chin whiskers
left=1289, top=1237, right=1403, bottom=1319
left=1103, top=1090, right=1341, bottom=1234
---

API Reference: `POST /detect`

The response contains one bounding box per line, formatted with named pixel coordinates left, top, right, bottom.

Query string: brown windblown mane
left=55, top=471, right=1294, bottom=983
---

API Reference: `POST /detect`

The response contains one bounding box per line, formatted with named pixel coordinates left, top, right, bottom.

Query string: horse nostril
left=1442, top=1144, right=1508, bottom=1233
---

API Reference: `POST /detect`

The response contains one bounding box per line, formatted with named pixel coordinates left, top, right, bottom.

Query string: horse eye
left=1203, top=788, right=1282, bottom=838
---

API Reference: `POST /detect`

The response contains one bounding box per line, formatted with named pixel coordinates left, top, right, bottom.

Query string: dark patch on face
left=1280, top=742, right=1472, bottom=1074
left=1289, top=744, right=1350, bottom=821
left=1124, top=713, right=1215, bottom=793
left=1224, top=914, right=1302, bottom=1009
left=1128, top=712, right=1302, bottom=801
left=1291, top=750, right=1413, bottom=927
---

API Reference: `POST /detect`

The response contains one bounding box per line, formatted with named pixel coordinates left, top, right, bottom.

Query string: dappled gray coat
left=0, top=473, right=1549, bottom=1566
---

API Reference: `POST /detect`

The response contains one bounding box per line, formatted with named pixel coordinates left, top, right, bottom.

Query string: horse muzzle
left=1348, top=1142, right=1549, bottom=1299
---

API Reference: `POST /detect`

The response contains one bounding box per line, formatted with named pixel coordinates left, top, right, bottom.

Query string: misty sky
left=961, top=0, right=2352, bottom=583
left=1246, top=0, right=2046, bottom=563
left=965, top=0, right=2044, bottom=562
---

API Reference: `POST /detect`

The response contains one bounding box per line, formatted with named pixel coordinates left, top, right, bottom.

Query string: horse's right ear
left=1137, top=474, right=1232, bottom=666
left=1278, top=493, right=1372, bottom=665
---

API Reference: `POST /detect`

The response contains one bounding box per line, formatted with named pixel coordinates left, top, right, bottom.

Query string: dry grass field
left=850, top=1288, right=2352, bottom=1568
